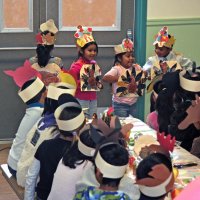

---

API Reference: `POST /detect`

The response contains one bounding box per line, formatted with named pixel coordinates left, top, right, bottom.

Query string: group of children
left=5, top=19, right=200, bottom=199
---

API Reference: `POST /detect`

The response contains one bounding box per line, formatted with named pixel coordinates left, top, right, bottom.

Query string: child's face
left=82, top=44, right=97, bottom=61
left=120, top=51, right=134, bottom=69
left=155, top=44, right=172, bottom=57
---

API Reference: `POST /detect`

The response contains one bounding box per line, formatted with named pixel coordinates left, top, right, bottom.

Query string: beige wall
left=147, top=0, right=200, bottom=19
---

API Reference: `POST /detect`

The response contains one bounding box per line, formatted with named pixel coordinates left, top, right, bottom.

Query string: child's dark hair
left=136, top=153, right=172, bottom=200
left=97, top=143, right=129, bottom=187
left=156, top=89, right=175, bottom=134
left=62, top=129, right=96, bottom=168
left=36, top=44, right=54, bottom=67
left=78, top=41, right=98, bottom=58
left=21, top=79, right=46, bottom=105
left=59, top=106, right=85, bottom=137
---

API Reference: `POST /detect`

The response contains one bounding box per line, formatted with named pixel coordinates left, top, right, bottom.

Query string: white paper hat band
left=18, top=77, right=44, bottom=103
left=139, top=174, right=172, bottom=197
left=47, top=84, right=76, bottom=100
left=95, top=151, right=127, bottom=179
left=55, top=102, right=85, bottom=131
left=78, top=138, right=95, bottom=157
left=180, top=70, right=200, bottom=92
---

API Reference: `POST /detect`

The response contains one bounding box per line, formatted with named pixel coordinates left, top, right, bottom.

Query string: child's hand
left=128, top=76, right=137, bottom=93
left=88, top=77, right=96, bottom=87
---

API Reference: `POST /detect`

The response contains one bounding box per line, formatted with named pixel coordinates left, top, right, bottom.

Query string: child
left=7, top=77, right=46, bottom=177
left=16, top=79, right=76, bottom=187
left=30, top=19, right=64, bottom=85
left=136, top=153, right=174, bottom=200
left=73, top=143, right=131, bottom=199
left=169, top=68, right=200, bottom=151
left=48, top=127, right=96, bottom=200
left=103, top=38, right=145, bottom=118
left=144, top=26, right=192, bottom=112
left=69, top=25, right=103, bottom=118
left=24, top=93, right=86, bottom=200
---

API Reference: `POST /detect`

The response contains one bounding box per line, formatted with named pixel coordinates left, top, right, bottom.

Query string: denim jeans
left=113, top=101, right=137, bottom=118
left=77, top=99, right=97, bottom=118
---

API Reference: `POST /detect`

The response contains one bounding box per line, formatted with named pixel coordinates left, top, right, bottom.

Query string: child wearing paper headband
left=74, top=143, right=131, bottom=199
left=7, top=77, right=46, bottom=178
left=69, top=25, right=103, bottom=118
left=24, top=94, right=86, bottom=200
left=144, top=26, right=192, bottom=112
left=136, top=153, right=174, bottom=200
left=16, top=76, right=76, bottom=187
left=103, top=38, right=145, bottom=118
left=30, top=19, right=64, bottom=85
left=48, top=128, right=96, bottom=200
left=169, top=67, right=200, bottom=151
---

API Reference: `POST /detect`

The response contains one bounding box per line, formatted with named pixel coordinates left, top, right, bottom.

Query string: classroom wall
left=144, top=0, right=200, bottom=119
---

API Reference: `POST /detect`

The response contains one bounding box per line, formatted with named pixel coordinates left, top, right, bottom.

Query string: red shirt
left=69, top=57, right=97, bottom=100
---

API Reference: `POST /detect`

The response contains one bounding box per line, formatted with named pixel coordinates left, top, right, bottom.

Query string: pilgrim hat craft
left=116, top=66, right=146, bottom=97
left=80, top=60, right=103, bottom=91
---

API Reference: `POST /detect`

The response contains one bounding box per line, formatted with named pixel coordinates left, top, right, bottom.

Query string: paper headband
left=153, top=26, right=175, bottom=48
left=114, top=38, right=134, bottom=55
left=18, top=77, right=44, bottom=103
left=78, top=137, right=95, bottom=157
left=74, top=25, right=94, bottom=47
left=54, top=102, right=85, bottom=131
left=138, top=174, right=173, bottom=197
left=95, top=144, right=128, bottom=179
left=179, top=70, right=200, bottom=92
left=47, top=82, right=76, bottom=100
left=40, top=19, right=58, bottom=34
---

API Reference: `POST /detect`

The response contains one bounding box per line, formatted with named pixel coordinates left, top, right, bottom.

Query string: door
left=0, top=0, right=135, bottom=139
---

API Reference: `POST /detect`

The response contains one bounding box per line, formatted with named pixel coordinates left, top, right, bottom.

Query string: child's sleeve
left=103, top=66, right=119, bottom=83
left=143, top=58, right=153, bottom=74
left=179, top=56, right=193, bottom=70
left=24, top=158, right=40, bottom=200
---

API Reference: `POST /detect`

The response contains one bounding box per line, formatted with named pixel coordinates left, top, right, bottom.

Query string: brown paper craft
left=80, top=63, right=102, bottom=91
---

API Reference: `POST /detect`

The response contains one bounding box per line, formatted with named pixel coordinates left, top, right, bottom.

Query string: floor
left=0, top=144, right=19, bottom=200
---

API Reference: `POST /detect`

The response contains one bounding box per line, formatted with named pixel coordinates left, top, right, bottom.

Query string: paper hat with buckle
left=153, top=26, right=175, bottom=48
left=95, top=142, right=128, bottom=179
left=78, top=128, right=96, bottom=157
left=18, top=77, right=45, bottom=103
left=54, top=94, right=85, bottom=132
left=114, top=38, right=134, bottom=55
left=74, top=25, right=94, bottom=48
left=136, top=162, right=174, bottom=198
left=40, top=19, right=58, bottom=34
left=179, top=69, right=200, bottom=92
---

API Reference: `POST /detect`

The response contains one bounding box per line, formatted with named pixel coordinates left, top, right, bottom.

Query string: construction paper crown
left=58, top=71, right=77, bottom=89
left=40, top=19, right=58, bottom=34
left=114, top=38, right=134, bottom=55
left=136, top=162, right=174, bottom=198
left=153, top=26, right=175, bottom=48
left=74, top=25, right=94, bottom=47
left=157, top=132, right=176, bottom=153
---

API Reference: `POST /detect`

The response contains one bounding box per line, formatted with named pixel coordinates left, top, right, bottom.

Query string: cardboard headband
left=78, top=136, right=95, bottom=157
left=95, top=143, right=128, bottom=178
left=138, top=174, right=173, bottom=197
left=114, top=38, right=134, bottom=55
left=54, top=102, right=85, bottom=131
left=179, top=70, right=200, bottom=92
left=47, top=82, right=76, bottom=100
left=18, top=77, right=44, bottom=103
